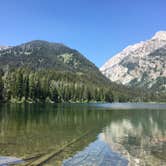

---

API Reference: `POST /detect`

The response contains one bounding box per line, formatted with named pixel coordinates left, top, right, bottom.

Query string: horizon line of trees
left=0, top=68, right=115, bottom=103
left=0, top=68, right=162, bottom=103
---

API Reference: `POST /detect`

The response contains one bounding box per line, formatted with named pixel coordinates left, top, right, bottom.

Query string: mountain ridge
left=100, top=31, right=166, bottom=92
left=0, top=40, right=99, bottom=72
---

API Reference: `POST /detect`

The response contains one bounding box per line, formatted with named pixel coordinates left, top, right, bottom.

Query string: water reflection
left=0, top=103, right=111, bottom=160
left=0, top=103, right=165, bottom=166
left=62, top=108, right=166, bottom=166
left=102, top=109, right=166, bottom=166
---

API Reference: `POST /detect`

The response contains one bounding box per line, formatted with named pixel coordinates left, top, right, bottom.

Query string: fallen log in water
left=22, top=130, right=94, bottom=166
left=17, top=153, right=47, bottom=166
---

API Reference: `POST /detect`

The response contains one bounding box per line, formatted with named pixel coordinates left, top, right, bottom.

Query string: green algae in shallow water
left=0, top=103, right=111, bottom=158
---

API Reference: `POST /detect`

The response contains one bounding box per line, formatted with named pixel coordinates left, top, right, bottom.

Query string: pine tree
left=16, top=70, right=23, bottom=99
left=24, top=76, right=29, bottom=99
left=0, top=74, right=4, bottom=101
left=49, top=81, right=59, bottom=102
left=105, top=88, right=114, bottom=102
left=29, top=74, right=36, bottom=100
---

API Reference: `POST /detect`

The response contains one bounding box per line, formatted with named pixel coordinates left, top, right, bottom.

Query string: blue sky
left=0, top=0, right=166, bottom=67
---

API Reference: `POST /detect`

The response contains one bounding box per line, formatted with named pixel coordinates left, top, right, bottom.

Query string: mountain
left=0, top=40, right=97, bottom=72
left=100, top=31, right=166, bottom=92
left=0, top=40, right=117, bottom=103
left=0, top=40, right=109, bottom=85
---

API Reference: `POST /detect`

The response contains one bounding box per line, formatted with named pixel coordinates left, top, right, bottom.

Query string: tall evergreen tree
left=16, top=71, right=24, bottom=99
left=0, top=74, right=4, bottom=101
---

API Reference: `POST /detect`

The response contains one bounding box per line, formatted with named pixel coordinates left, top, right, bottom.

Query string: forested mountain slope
left=0, top=40, right=112, bottom=103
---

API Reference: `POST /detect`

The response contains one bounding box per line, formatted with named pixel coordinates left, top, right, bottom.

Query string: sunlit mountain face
left=101, top=31, right=166, bottom=93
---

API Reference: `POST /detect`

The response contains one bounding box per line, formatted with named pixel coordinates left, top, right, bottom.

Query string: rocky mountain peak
left=100, top=31, right=166, bottom=92
left=152, top=31, right=166, bottom=40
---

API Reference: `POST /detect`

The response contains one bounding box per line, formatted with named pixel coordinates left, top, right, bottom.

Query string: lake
left=0, top=103, right=165, bottom=166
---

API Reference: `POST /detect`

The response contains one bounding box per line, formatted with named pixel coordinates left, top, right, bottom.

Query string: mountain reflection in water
left=63, top=107, right=166, bottom=166
left=0, top=103, right=165, bottom=166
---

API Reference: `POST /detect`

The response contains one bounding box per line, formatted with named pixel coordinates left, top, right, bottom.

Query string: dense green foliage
left=0, top=72, right=4, bottom=101
left=0, top=40, right=113, bottom=103
left=0, top=67, right=161, bottom=103
left=0, top=68, right=115, bottom=103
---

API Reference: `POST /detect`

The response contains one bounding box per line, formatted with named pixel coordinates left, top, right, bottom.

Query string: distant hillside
left=0, top=40, right=96, bottom=71
left=0, top=40, right=115, bottom=103
left=0, top=40, right=109, bottom=86
left=0, top=40, right=98, bottom=72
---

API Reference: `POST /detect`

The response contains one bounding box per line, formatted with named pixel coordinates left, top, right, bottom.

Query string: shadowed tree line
left=0, top=68, right=114, bottom=103
left=0, top=68, right=164, bottom=103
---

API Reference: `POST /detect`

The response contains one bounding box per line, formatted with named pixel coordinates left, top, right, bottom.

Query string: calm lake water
left=0, top=103, right=165, bottom=166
